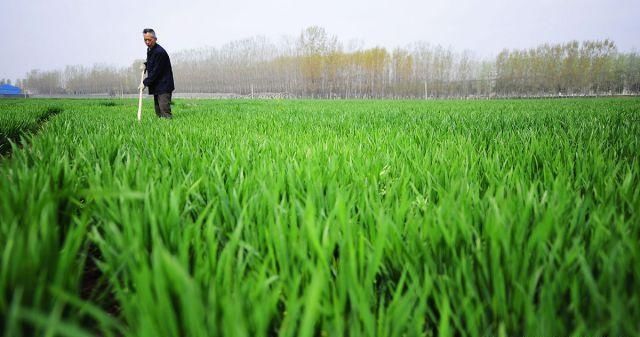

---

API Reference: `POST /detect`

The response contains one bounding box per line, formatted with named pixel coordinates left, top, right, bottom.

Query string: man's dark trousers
left=154, top=93, right=172, bottom=118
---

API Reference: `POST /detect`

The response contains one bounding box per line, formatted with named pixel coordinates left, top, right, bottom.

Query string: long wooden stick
left=137, top=68, right=145, bottom=121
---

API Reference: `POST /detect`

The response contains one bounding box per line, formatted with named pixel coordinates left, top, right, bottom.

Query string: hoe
left=137, top=65, right=145, bottom=121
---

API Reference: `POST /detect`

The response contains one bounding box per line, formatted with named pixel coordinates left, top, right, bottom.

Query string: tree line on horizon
left=15, top=27, right=640, bottom=98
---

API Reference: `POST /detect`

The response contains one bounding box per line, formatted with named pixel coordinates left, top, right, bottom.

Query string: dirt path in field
left=0, top=106, right=63, bottom=157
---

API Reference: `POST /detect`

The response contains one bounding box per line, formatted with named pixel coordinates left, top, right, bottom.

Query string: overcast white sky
left=1, top=0, right=638, bottom=81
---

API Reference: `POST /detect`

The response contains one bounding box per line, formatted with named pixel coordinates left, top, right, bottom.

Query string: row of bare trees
left=18, top=27, right=640, bottom=98
left=494, top=40, right=639, bottom=96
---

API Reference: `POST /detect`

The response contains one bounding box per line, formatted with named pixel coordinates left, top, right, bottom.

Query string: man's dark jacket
left=143, top=44, right=175, bottom=95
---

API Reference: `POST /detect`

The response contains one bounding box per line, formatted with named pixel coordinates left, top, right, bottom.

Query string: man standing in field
left=139, top=28, right=175, bottom=119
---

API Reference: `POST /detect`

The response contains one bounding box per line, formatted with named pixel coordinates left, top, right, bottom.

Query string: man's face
left=143, top=33, right=157, bottom=48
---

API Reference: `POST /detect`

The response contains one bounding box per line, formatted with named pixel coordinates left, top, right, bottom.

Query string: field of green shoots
left=1, top=97, right=639, bottom=336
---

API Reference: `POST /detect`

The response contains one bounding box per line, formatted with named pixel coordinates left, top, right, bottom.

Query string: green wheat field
left=1, top=98, right=639, bottom=336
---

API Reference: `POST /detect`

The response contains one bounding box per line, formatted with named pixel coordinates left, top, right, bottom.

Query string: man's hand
left=138, top=83, right=145, bottom=91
